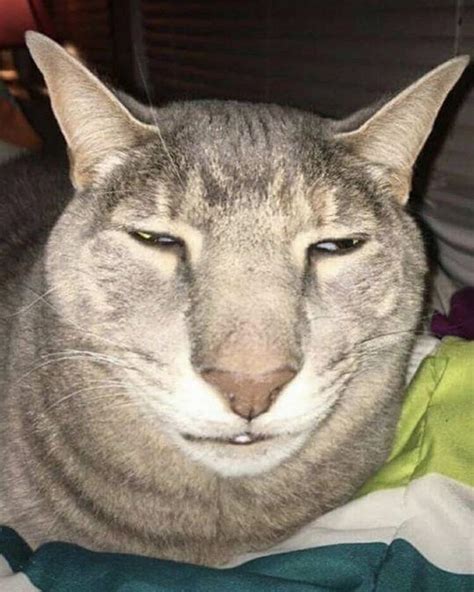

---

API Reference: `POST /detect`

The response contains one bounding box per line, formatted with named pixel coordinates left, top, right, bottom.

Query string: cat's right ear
left=334, top=56, right=469, bottom=204
left=26, top=32, right=156, bottom=189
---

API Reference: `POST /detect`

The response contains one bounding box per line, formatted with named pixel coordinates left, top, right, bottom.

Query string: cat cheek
left=154, top=252, right=180, bottom=279
left=130, top=248, right=181, bottom=280
left=311, top=256, right=351, bottom=280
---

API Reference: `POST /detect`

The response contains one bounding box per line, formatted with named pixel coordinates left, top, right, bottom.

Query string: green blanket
left=1, top=338, right=473, bottom=591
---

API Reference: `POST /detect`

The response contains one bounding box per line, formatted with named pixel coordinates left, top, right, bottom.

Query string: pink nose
left=201, top=368, right=296, bottom=420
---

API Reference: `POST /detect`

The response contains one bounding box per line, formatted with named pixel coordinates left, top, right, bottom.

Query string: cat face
left=43, top=102, right=422, bottom=475
left=27, top=33, right=468, bottom=476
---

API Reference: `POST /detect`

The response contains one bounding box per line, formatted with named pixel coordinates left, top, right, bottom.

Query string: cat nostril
left=201, top=368, right=296, bottom=420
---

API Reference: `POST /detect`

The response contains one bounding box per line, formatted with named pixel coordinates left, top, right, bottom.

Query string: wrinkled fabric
left=431, top=287, right=474, bottom=339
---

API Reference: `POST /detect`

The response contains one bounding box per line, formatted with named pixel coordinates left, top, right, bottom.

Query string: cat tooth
left=232, top=433, right=253, bottom=444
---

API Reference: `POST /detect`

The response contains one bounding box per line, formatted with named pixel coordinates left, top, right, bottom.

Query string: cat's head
left=26, top=33, right=468, bottom=476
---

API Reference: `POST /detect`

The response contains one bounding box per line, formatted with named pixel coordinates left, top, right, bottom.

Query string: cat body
left=0, top=34, right=468, bottom=565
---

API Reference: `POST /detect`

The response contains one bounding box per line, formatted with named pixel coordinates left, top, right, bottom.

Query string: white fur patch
left=125, top=357, right=340, bottom=477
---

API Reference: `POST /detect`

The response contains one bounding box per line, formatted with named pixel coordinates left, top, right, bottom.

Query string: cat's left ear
left=336, top=56, right=470, bottom=204
left=26, top=32, right=157, bottom=189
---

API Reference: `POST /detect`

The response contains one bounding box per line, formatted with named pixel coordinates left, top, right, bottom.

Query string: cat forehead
left=100, top=101, right=383, bottom=230
left=105, top=163, right=378, bottom=239
left=158, top=100, right=322, bottom=142
left=150, top=100, right=328, bottom=174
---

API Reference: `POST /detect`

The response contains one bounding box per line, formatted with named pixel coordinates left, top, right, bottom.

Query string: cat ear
left=25, top=32, right=156, bottom=189
left=336, top=56, right=470, bottom=203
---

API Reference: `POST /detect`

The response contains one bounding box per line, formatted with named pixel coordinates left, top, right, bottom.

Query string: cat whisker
left=18, top=280, right=159, bottom=363
left=38, top=349, right=134, bottom=367
left=132, top=42, right=187, bottom=193
left=1, top=286, right=60, bottom=319
left=19, top=282, right=135, bottom=352
left=44, top=381, right=131, bottom=412
left=44, top=380, right=155, bottom=417
left=15, top=353, right=137, bottom=387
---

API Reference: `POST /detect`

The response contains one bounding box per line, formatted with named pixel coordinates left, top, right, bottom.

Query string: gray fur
left=0, top=38, right=467, bottom=565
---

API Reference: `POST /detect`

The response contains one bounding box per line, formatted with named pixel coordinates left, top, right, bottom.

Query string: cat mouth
left=183, top=432, right=271, bottom=446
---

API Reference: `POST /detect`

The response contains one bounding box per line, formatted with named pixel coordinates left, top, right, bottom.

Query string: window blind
left=47, top=0, right=114, bottom=77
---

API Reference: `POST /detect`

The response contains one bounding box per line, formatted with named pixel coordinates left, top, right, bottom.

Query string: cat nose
left=201, top=368, right=296, bottom=420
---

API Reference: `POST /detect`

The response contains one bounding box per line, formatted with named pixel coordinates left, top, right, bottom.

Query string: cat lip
left=183, top=432, right=271, bottom=446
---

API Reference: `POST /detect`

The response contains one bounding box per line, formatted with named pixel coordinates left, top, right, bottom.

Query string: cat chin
left=173, top=430, right=309, bottom=477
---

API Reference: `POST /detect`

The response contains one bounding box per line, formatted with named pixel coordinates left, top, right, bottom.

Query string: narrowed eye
left=308, top=238, right=365, bottom=256
left=129, top=230, right=185, bottom=250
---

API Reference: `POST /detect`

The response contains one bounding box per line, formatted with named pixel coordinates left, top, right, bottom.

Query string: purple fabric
left=431, top=287, right=474, bottom=340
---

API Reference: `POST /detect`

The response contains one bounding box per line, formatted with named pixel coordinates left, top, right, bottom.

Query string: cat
left=0, top=32, right=468, bottom=566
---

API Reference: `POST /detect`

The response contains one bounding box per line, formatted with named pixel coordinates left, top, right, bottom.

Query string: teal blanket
left=1, top=338, right=473, bottom=591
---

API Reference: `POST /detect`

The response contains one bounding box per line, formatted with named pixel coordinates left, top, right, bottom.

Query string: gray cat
left=0, top=32, right=468, bottom=566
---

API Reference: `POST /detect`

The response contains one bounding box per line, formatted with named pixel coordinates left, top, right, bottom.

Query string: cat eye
left=308, top=238, right=365, bottom=256
left=129, top=230, right=185, bottom=251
